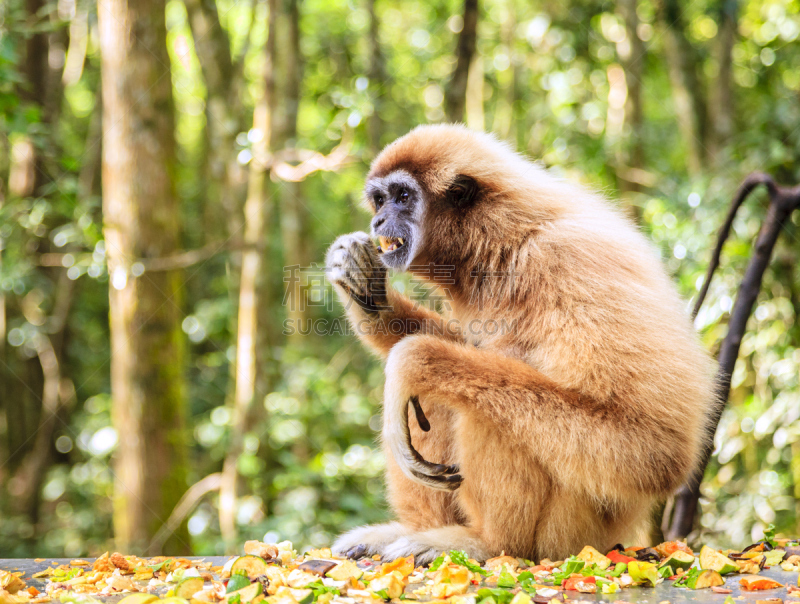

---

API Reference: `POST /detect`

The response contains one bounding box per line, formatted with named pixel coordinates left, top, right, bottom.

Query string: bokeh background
left=1, top=0, right=800, bottom=557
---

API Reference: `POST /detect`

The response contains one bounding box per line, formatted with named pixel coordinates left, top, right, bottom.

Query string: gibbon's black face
left=366, top=170, right=425, bottom=270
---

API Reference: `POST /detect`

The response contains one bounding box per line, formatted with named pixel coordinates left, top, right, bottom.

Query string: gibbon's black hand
left=325, top=232, right=389, bottom=316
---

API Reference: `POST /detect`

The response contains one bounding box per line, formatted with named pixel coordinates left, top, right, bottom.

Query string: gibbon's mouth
left=377, top=235, right=406, bottom=254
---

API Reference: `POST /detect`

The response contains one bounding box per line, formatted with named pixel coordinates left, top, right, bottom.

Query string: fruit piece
left=564, top=576, right=596, bottom=591
left=160, top=598, right=191, bottom=604
left=660, top=550, right=695, bottom=572
left=654, top=541, right=694, bottom=558
left=325, top=560, right=363, bottom=581
left=227, top=574, right=252, bottom=593
left=177, top=577, right=206, bottom=599
left=297, top=560, right=338, bottom=577
left=739, top=575, right=784, bottom=591
left=368, top=572, right=405, bottom=600
left=286, top=569, right=320, bottom=589
left=509, top=592, right=532, bottom=604
left=689, top=570, right=725, bottom=589
left=0, top=571, right=25, bottom=594
left=226, top=583, right=263, bottom=604
left=231, top=556, right=270, bottom=580
left=376, top=556, right=415, bottom=578
left=117, top=595, right=159, bottom=604
left=607, top=550, right=635, bottom=564
left=627, top=560, right=659, bottom=587
left=576, top=546, right=611, bottom=570
left=699, top=546, right=738, bottom=575
left=764, top=549, right=786, bottom=566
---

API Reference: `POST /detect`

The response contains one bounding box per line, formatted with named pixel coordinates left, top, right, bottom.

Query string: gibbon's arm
left=383, top=334, right=698, bottom=498
left=326, top=232, right=462, bottom=358
left=341, top=289, right=462, bottom=358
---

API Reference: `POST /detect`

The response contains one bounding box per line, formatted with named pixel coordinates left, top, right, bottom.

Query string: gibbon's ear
left=446, top=175, right=479, bottom=209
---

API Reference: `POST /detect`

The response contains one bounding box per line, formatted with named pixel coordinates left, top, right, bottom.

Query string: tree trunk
left=219, top=0, right=277, bottom=550
left=618, top=0, right=645, bottom=192
left=708, top=0, right=737, bottom=164
left=366, top=0, right=386, bottom=156
left=659, top=0, right=705, bottom=177
left=183, top=0, right=246, bottom=242
left=445, top=0, right=478, bottom=123
left=274, top=0, right=309, bottom=341
left=98, top=0, right=189, bottom=553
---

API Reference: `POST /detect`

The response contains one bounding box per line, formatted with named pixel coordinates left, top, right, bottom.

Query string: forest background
left=1, top=0, right=800, bottom=557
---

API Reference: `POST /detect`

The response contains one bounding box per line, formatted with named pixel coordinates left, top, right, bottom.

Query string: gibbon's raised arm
left=325, top=232, right=461, bottom=358
left=382, top=334, right=702, bottom=500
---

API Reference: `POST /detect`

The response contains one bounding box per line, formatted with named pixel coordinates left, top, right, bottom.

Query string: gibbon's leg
left=333, top=400, right=464, bottom=560
left=383, top=334, right=698, bottom=504
left=326, top=232, right=461, bottom=358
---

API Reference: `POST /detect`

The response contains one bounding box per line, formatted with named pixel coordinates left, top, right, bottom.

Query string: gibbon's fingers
left=385, top=395, right=461, bottom=491
left=409, top=395, right=431, bottom=431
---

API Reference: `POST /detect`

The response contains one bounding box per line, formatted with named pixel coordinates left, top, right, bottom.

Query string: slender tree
left=98, top=0, right=189, bottom=552
left=445, top=0, right=479, bottom=123
left=658, top=0, right=706, bottom=177
left=219, top=0, right=277, bottom=550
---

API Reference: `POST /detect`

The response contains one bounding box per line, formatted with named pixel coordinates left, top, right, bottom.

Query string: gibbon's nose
left=371, top=215, right=386, bottom=231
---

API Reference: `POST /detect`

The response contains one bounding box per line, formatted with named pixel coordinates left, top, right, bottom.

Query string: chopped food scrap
left=7, top=530, right=800, bottom=604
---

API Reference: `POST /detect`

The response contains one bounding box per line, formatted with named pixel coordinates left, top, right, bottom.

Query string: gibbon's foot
left=382, top=526, right=493, bottom=565
left=384, top=339, right=462, bottom=491
left=332, top=522, right=411, bottom=560
left=325, top=232, right=388, bottom=316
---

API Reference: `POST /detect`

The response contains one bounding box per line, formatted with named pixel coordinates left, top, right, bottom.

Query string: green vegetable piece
left=176, top=577, right=206, bottom=599
left=497, top=567, right=516, bottom=589
left=231, top=556, right=269, bottom=580
left=699, top=546, right=738, bottom=575
left=687, top=569, right=724, bottom=589
left=227, top=574, right=251, bottom=594
left=660, top=551, right=695, bottom=572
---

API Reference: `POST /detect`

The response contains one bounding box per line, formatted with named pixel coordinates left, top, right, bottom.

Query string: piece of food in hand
left=739, top=575, right=784, bottom=591
left=576, top=546, right=612, bottom=570
left=699, top=546, right=739, bottom=575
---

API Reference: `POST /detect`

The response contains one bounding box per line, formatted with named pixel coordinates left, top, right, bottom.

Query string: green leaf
left=449, top=550, right=489, bottom=576
left=374, top=589, right=390, bottom=601
left=476, top=588, right=515, bottom=604
left=497, top=568, right=516, bottom=588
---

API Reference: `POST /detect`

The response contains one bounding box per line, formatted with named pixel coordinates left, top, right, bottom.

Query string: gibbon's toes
left=381, top=537, right=442, bottom=566
left=410, top=469, right=463, bottom=491
left=343, top=544, right=369, bottom=560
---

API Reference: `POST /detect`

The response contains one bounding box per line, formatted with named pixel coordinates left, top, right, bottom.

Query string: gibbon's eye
left=398, top=189, right=409, bottom=204
left=374, top=194, right=384, bottom=209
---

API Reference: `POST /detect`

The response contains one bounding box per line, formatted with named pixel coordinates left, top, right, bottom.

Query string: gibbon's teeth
left=377, top=235, right=405, bottom=253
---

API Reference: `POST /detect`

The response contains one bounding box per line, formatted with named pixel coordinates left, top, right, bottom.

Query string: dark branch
left=665, top=173, right=800, bottom=540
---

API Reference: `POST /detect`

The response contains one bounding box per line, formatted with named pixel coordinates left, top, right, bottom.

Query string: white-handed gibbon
left=325, top=124, right=715, bottom=563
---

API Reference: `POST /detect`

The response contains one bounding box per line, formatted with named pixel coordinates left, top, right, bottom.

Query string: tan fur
left=327, top=124, right=716, bottom=562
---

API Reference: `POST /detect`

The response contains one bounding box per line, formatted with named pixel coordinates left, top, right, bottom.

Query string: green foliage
left=2, top=0, right=800, bottom=557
